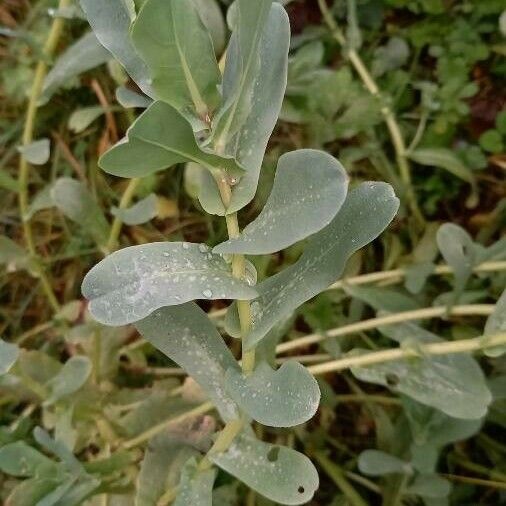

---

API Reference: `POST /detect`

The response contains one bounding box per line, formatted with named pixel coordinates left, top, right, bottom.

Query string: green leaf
left=51, top=178, right=110, bottom=247
left=0, top=441, right=56, bottom=477
left=174, top=458, right=216, bottom=506
left=409, top=148, right=478, bottom=207
left=214, top=150, right=348, bottom=254
left=210, top=433, right=319, bottom=505
left=351, top=322, right=492, bottom=419
left=68, top=106, right=105, bottom=133
left=26, top=184, right=54, bottom=220
left=0, top=338, right=19, bottom=375
left=135, top=303, right=239, bottom=420
left=221, top=3, right=290, bottom=213
left=111, top=193, right=158, bottom=225
left=100, top=101, right=244, bottom=178
left=479, top=129, right=503, bottom=154
left=0, top=167, right=19, bottom=192
left=225, top=361, right=320, bottom=427
left=0, top=236, right=29, bottom=272
left=5, top=478, right=60, bottom=506
left=407, top=474, right=451, bottom=498
left=17, top=139, right=50, bottom=165
left=211, top=0, right=274, bottom=148
left=137, top=426, right=213, bottom=505
left=483, top=288, right=506, bottom=357
left=358, top=450, right=411, bottom=476
left=83, top=242, right=256, bottom=327
left=227, top=182, right=399, bottom=348
left=80, top=0, right=154, bottom=97
left=344, top=285, right=421, bottom=313
left=191, top=0, right=226, bottom=55
left=372, top=37, right=410, bottom=77
left=41, top=31, right=110, bottom=103
left=131, top=0, right=221, bottom=126
left=44, top=356, right=92, bottom=405
left=184, top=162, right=226, bottom=215
left=115, top=86, right=153, bottom=108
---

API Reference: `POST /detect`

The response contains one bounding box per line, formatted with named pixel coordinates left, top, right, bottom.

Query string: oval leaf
left=18, top=139, right=50, bottom=165
left=44, top=356, right=92, bottom=405
left=82, top=242, right=257, bottom=326
left=135, top=303, right=239, bottom=420
left=100, top=101, right=244, bottom=178
left=210, top=433, right=319, bottom=505
left=214, top=150, right=348, bottom=255
left=226, top=182, right=399, bottom=347
left=358, top=450, right=411, bottom=476
left=111, top=194, right=158, bottom=225
left=225, top=361, right=320, bottom=427
left=174, top=458, right=216, bottom=506
left=131, top=0, right=221, bottom=126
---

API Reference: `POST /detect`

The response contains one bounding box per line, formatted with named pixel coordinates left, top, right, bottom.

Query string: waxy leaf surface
left=214, top=150, right=348, bottom=254
left=210, top=433, right=319, bottom=505
left=132, top=0, right=221, bottom=126
left=0, top=338, right=19, bottom=375
left=100, top=102, right=243, bottom=178
left=111, top=193, right=158, bottom=225
left=226, top=361, right=320, bottom=427
left=82, top=242, right=257, bottom=326
left=227, top=182, right=399, bottom=347
left=136, top=303, right=240, bottom=420
left=174, top=458, right=216, bottom=506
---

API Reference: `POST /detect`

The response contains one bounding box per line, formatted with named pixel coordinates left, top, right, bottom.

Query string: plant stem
left=313, top=452, right=368, bottom=506
left=18, top=0, right=72, bottom=312
left=307, top=331, right=506, bottom=376
left=277, top=304, right=495, bottom=354
left=317, top=0, right=424, bottom=226
left=105, top=177, right=141, bottom=253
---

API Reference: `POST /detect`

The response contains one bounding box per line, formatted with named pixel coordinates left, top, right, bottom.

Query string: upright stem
left=18, top=0, right=72, bottom=312
left=317, top=0, right=424, bottom=227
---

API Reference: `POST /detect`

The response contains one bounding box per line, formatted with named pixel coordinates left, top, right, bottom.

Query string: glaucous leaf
left=358, top=450, right=411, bottom=476
left=100, top=102, right=243, bottom=178
left=211, top=0, right=273, bottom=148
left=17, top=139, right=50, bottom=165
left=409, top=148, right=478, bottom=207
left=51, top=178, right=110, bottom=248
left=210, top=433, right=319, bottom=505
left=115, top=86, right=153, bottom=109
left=227, top=182, right=399, bottom=348
left=82, top=242, right=257, bottom=327
left=344, top=285, right=421, bottom=313
left=111, top=194, right=158, bottom=225
left=191, top=0, right=226, bottom=55
left=0, top=442, right=56, bottom=477
left=25, top=184, right=54, bottom=220
left=0, top=338, right=19, bottom=375
left=225, top=361, right=320, bottom=427
left=407, top=474, right=451, bottom=498
left=184, top=162, right=226, bottom=215
left=5, top=477, right=60, bottom=506
left=351, top=322, right=492, bottom=419
left=174, top=458, right=216, bottom=506
left=68, top=106, right=105, bottom=133
left=135, top=303, right=240, bottom=420
left=131, top=0, right=221, bottom=126
left=222, top=3, right=290, bottom=213
left=214, top=150, right=348, bottom=254
left=41, top=31, right=110, bottom=103
left=80, top=0, right=154, bottom=97
left=44, top=356, right=92, bottom=405
left=483, top=288, right=506, bottom=357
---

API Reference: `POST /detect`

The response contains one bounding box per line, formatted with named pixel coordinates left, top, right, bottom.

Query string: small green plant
left=78, top=0, right=400, bottom=503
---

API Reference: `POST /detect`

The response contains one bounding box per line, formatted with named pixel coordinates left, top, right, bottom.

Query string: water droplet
left=199, top=244, right=209, bottom=253
left=182, top=242, right=190, bottom=249
left=163, top=252, right=170, bottom=257
left=202, top=289, right=213, bottom=298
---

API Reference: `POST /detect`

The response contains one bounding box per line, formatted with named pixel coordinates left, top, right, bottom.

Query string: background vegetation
left=0, top=0, right=505, bottom=504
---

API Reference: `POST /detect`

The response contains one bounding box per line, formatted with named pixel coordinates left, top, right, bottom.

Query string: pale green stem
left=307, top=332, right=506, bottom=376
left=18, top=0, right=72, bottom=312
left=317, top=0, right=424, bottom=226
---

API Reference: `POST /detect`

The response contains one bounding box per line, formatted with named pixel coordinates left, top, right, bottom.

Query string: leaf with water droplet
left=100, top=101, right=244, bottom=178
left=174, top=458, right=216, bottom=506
left=226, top=361, right=320, bottom=427
left=131, top=0, right=221, bottom=129
left=80, top=0, right=154, bottom=97
left=215, top=3, right=290, bottom=213
left=111, top=193, right=158, bottom=225
left=351, top=322, right=492, bottom=419
left=214, top=150, right=348, bottom=255
left=135, top=303, right=240, bottom=420
left=210, top=432, right=319, bottom=505
left=82, top=242, right=257, bottom=326
left=0, top=338, right=19, bottom=375
left=226, top=182, right=399, bottom=348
